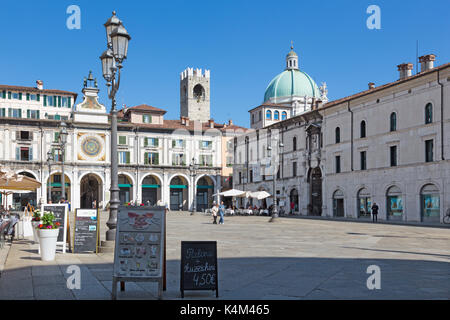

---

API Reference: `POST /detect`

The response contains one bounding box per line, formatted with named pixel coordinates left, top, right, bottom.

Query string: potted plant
left=31, top=209, right=41, bottom=244
left=37, top=212, right=60, bottom=261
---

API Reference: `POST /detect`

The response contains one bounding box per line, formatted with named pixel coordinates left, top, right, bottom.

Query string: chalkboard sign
left=73, top=209, right=99, bottom=253
left=42, top=204, right=68, bottom=253
left=112, top=206, right=165, bottom=300
left=180, top=241, right=218, bottom=298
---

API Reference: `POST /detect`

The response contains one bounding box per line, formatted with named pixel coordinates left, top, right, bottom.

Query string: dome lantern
left=286, top=41, right=299, bottom=70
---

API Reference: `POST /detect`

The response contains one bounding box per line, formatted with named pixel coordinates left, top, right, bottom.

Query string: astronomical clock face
left=78, top=133, right=106, bottom=161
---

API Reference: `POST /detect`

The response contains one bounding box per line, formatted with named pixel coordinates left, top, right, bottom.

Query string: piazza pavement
left=0, top=211, right=449, bottom=300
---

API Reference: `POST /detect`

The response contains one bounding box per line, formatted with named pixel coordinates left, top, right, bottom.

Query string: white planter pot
left=32, top=221, right=40, bottom=244
left=38, top=228, right=60, bottom=261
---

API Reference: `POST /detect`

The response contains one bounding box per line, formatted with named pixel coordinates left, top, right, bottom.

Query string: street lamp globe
left=59, top=122, right=68, bottom=144
left=100, top=49, right=114, bottom=81
left=110, top=24, right=131, bottom=63
left=46, top=150, right=53, bottom=162
left=104, top=11, right=122, bottom=46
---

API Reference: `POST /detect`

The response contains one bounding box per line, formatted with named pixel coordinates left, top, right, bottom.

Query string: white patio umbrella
left=249, top=191, right=271, bottom=200
left=213, top=189, right=246, bottom=197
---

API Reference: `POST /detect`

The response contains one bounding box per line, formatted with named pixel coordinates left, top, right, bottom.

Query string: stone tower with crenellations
left=180, top=67, right=210, bottom=122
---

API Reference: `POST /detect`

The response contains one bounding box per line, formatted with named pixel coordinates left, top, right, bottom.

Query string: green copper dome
left=263, top=69, right=320, bottom=103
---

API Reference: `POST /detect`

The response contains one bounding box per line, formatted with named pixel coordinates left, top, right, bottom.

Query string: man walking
left=219, top=201, right=225, bottom=225
left=371, top=202, right=379, bottom=222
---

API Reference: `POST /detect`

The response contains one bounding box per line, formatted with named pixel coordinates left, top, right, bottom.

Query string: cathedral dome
left=263, top=68, right=320, bottom=103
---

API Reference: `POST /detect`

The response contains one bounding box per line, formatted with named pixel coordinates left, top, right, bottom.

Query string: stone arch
left=195, top=175, right=215, bottom=212
left=79, top=173, right=103, bottom=209
left=169, top=174, right=190, bottom=211
left=141, top=174, right=163, bottom=206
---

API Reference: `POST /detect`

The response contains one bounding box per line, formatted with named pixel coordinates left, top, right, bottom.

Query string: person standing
left=211, top=203, right=218, bottom=224
left=219, top=201, right=225, bottom=225
left=371, top=202, right=379, bottom=222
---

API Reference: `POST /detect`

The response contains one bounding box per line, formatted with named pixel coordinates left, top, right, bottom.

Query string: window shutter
left=68, top=97, right=71, bottom=108
left=126, top=152, right=130, bottom=164
left=155, top=153, right=159, bottom=165
left=43, top=95, right=47, bottom=106
left=26, top=93, right=30, bottom=101
left=16, top=147, right=20, bottom=160
left=144, top=152, right=149, bottom=164
left=144, top=137, right=148, bottom=147
left=2, top=90, right=5, bottom=98
left=172, top=140, right=175, bottom=148
left=37, top=94, right=40, bottom=102
left=155, top=138, right=159, bottom=147
left=8, top=108, right=11, bottom=117
left=18, top=109, right=22, bottom=118
left=29, top=148, right=33, bottom=161
left=8, top=92, right=11, bottom=99
left=30, top=132, right=33, bottom=140
left=19, top=93, right=22, bottom=100
left=37, top=110, right=40, bottom=119
left=27, top=110, right=30, bottom=118
left=16, top=131, right=20, bottom=140
left=58, top=96, right=61, bottom=107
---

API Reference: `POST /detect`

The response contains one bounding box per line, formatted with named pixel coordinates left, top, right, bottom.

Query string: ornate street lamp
left=189, top=157, right=199, bottom=215
left=268, top=140, right=284, bottom=222
left=100, top=11, right=131, bottom=241
left=46, top=149, right=53, bottom=203
left=58, top=122, right=68, bottom=202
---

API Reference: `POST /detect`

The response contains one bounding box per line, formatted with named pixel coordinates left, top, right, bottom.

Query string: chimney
left=368, top=82, right=375, bottom=89
left=208, top=119, right=214, bottom=128
left=397, top=63, right=413, bottom=80
left=36, top=80, right=43, bottom=90
left=228, top=119, right=233, bottom=126
left=180, top=116, right=186, bottom=125
left=185, top=117, right=189, bottom=126
left=419, top=54, right=436, bottom=72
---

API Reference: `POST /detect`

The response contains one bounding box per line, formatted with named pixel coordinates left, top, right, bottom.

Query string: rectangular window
left=52, top=148, right=62, bottom=162
left=0, top=108, right=5, bottom=117
left=12, top=92, right=20, bottom=100
left=47, top=95, right=54, bottom=106
left=226, top=156, right=234, bottom=167
left=425, top=140, right=433, bottom=162
left=390, top=146, right=397, bottom=167
left=145, top=152, right=159, bottom=165
left=27, top=110, right=39, bottom=119
left=17, top=147, right=31, bottom=161
left=360, top=151, right=367, bottom=170
left=172, top=139, right=185, bottom=148
left=144, top=137, right=159, bottom=147
left=118, top=151, right=130, bottom=164
left=239, top=172, right=242, bottom=184
left=62, top=97, right=68, bottom=107
left=30, top=94, right=37, bottom=101
left=200, top=140, right=212, bottom=149
left=335, top=156, right=341, bottom=173
left=142, top=114, right=152, bottom=124
left=118, top=136, right=127, bottom=145
left=54, top=132, right=60, bottom=142
left=172, top=153, right=185, bottom=166
left=250, top=170, right=253, bottom=183
left=293, top=161, right=297, bottom=177
left=199, top=154, right=213, bottom=166
left=18, top=131, right=31, bottom=141
left=10, top=108, right=22, bottom=118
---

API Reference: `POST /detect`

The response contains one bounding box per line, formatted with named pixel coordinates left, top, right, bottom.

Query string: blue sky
left=0, top=0, right=449, bottom=127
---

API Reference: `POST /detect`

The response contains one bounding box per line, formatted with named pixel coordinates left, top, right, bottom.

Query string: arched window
left=360, top=121, right=366, bottom=138
left=282, top=111, right=287, bottom=120
left=420, top=184, right=440, bottom=222
left=266, top=110, right=272, bottom=120
left=274, top=111, right=279, bottom=120
left=425, top=103, right=433, bottom=124
left=293, top=136, right=297, bottom=151
left=335, top=127, right=340, bottom=144
left=390, top=112, right=397, bottom=132
left=386, top=185, right=402, bottom=220
left=193, top=84, right=205, bottom=101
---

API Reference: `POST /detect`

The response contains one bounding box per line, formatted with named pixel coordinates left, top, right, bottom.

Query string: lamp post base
left=268, top=213, right=279, bottom=223
left=98, top=240, right=115, bottom=253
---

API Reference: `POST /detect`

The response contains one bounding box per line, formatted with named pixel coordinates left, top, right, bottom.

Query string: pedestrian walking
left=371, top=202, right=379, bottom=222
left=211, top=203, right=218, bottom=224
left=219, top=201, right=225, bottom=224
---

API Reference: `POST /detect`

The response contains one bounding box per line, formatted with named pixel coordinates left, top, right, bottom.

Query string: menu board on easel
left=41, top=204, right=68, bottom=253
left=73, top=209, right=99, bottom=253
left=112, top=206, right=165, bottom=300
